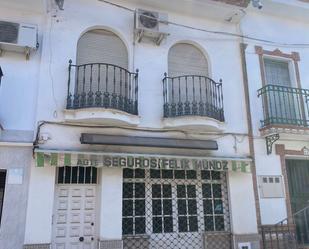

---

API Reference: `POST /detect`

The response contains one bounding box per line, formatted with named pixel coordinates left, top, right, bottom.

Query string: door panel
left=53, top=185, right=97, bottom=249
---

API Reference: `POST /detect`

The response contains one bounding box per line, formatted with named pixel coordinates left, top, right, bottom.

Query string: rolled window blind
left=168, top=43, right=208, bottom=77
left=77, top=29, right=128, bottom=69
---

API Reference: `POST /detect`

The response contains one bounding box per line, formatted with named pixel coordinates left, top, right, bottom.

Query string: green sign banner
left=35, top=151, right=251, bottom=173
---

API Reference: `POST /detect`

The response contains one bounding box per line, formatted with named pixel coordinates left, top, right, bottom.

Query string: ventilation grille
left=0, top=21, right=19, bottom=44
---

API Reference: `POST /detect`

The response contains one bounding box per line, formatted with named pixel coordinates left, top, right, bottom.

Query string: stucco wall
left=243, top=11, right=309, bottom=224
left=32, top=0, right=257, bottom=239
left=0, top=6, right=44, bottom=132
left=0, top=146, right=32, bottom=249
left=5, top=0, right=309, bottom=243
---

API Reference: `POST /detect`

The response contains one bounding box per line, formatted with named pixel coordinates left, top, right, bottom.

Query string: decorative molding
left=276, top=144, right=309, bottom=157
left=255, top=46, right=264, bottom=55
left=255, top=46, right=300, bottom=61
left=256, top=45, right=304, bottom=141
left=260, top=125, right=309, bottom=137
left=274, top=144, right=309, bottom=222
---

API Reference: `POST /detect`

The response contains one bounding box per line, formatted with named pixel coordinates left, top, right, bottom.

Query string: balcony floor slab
left=162, top=116, right=226, bottom=132
left=63, top=108, right=140, bottom=126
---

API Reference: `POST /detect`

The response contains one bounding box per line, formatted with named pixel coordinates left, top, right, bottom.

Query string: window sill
left=260, top=124, right=309, bottom=137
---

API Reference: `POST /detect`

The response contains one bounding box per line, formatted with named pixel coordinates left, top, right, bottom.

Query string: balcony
left=64, top=61, right=139, bottom=125
left=258, top=84, right=309, bottom=133
left=162, top=74, right=225, bottom=131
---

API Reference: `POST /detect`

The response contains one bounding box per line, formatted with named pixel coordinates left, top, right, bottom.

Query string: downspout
left=0, top=66, right=3, bottom=133
left=238, top=13, right=263, bottom=247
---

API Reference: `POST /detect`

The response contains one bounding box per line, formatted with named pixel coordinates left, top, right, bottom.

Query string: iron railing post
left=135, top=69, right=139, bottom=115
left=66, top=60, right=72, bottom=109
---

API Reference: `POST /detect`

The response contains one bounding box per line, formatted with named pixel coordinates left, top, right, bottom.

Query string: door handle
left=79, top=237, right=84, bottom=242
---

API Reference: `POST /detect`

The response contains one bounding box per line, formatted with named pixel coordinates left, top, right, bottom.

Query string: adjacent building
left=0, top=0, right=309, bottom=249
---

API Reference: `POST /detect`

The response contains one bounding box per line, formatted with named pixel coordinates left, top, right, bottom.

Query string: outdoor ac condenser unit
left=0, top=20, right=38, bottom=59
left=134, top=9, right=169, bottom=45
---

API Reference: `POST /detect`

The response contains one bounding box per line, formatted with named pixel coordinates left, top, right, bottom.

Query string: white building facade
left=0, top=0, right=309, bottom=249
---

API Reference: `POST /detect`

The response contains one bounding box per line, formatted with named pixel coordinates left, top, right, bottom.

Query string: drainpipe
left=238, top=14, right=263, bottom=248
left=0, top=66, right=3, bottom=133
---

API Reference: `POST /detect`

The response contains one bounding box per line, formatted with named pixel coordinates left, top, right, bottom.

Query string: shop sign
left=36, top=151, right=251, bottom=173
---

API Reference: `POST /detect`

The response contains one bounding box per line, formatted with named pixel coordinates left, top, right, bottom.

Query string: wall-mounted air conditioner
left=134, top=9, right=169, bottom=46
left=0, top=21, right=38, bottom=60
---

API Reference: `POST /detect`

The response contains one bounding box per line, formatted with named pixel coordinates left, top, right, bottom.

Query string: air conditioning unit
left=0, top=21, right=38, bottom=59
left=134, top=9, right=169, bottom=45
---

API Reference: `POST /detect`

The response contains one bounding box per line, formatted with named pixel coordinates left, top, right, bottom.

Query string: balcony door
left=264, top=58, right=301, bottom=125
left=167, top=43, right=210, bottom=116
left=75, top=29, right=129, bottom=107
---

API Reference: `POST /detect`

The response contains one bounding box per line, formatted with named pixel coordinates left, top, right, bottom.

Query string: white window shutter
left=168, top=43, right=208, bottom=77
left=77, top=29, right=128, bottom=69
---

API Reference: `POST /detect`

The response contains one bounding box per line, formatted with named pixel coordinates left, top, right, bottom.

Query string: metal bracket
left=266, top=133, right=280, bottom=155
left=135, top=29, right=168, bottom=46
left=135, top=30, right=144, bottom=43
left=24, top=46, right=31, bottom=60
left=155, top=33, right=168, bottom=46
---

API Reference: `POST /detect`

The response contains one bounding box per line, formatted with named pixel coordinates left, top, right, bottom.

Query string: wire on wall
left=98, top=0, right=309, bottom=48
left=48, top=10, right=60, bottom=118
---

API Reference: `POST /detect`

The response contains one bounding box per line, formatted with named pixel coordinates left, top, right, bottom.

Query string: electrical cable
left=33, top=120, right=249, bottom=148
left=48, top=11, right=59, bottom=118
left=98, top=0, right=309, bottom=48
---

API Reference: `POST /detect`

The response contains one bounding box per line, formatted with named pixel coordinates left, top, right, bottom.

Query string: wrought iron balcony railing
left=163, top=74, right=224, bottom=122
left=66, top=60, right=139, bottom=115
left=258, top=84, right=309, bottom=128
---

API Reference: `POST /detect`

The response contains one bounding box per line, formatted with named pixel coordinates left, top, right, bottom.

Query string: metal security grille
left=122, top=169, right=231, bottom=249
left=56, top=166, right=97, bottom=184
